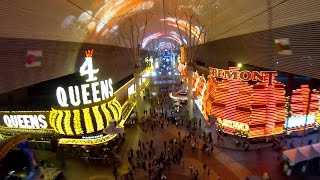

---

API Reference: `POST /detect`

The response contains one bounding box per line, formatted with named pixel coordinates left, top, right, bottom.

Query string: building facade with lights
left=191, top=66, right=320, bottom=139
left=0, top=50, right=151, bottom=146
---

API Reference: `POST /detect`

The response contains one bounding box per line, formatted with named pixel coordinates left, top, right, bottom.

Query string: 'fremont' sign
left=209, top=67, right=277, bottom=85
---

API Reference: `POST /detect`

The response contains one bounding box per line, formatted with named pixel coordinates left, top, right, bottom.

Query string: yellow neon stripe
left=101, top=103, right=112, bottom=127
left=113, top=99, right=122, bottom=117
left=119, top=101, right=137, bottom=127
left=49, top=109, right=59, bottom=132
left=56, top=111, right=65, bottom=135
left=93, top=105, right=104, bottom=131
left=63, top=110, right=73, bottom=135
left=73, top=109, right=83, bottom=135
left=108, top=100, right=118, bottom=120
left=83, top=108, right=94, bottom=133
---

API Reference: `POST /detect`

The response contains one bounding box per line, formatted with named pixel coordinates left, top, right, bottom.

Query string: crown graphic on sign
left=85, top=49, right=94, bottom=57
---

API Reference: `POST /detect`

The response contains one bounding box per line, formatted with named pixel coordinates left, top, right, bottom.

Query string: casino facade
left=0, top=50, right=150, bottom=146
left=188, top=66, right=320, bottom=139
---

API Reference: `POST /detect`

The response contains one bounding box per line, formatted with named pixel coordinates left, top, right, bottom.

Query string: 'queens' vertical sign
left=56, top=50, right=114, bottom=107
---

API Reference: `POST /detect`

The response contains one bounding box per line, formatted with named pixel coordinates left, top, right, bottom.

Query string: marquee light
left=286, top=114, right=316, bottom=128
left=108, top=101, right=119, bottom=121
left=209, top=67, right=286, bottom=138
left=58, top=134, right=117, bottom=145
left=83, top=108, right=94, bottom=133
left=93, top=106, right=104, bottom=131
left=56, top=50, right=114, bottom=107
left=202, top=75, right=216, bottom=121
left=119, top=101, right=137, bottom=127
left=217, top=118, right=249, bottom=132
left=287, top=85, right=319, bottom=131
left=73, top=109, right=83, bottom=135
left=63, top=110, right=73, bottom=135
left=49, top=110, right=58, bottom=132
left=101, top=103, right=112, bottom=127
left=56, top=111, right=65, bottom=135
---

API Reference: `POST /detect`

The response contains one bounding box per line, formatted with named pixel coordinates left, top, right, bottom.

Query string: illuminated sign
left=0, top=112, right=49, bottom=129
left=209, top=67, right=277, bottom=85
left=128, top=84, right=135, bottom=97
left=194, top=99, right=202, bottom=112
left=217, top=118, right=249, bottom=132
left=82, top=134, right=103, bottom=139
left=285, top=114, right=316, bottom=128
left=56, top=50, right=114, bottom=107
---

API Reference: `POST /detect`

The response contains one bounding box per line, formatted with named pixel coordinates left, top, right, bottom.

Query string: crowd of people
left=121, top=122, right=218, bottom=180
left=119, top=85, right=220, bottom=180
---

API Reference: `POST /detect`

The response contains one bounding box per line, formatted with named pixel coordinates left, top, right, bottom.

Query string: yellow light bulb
left=83, top=108, right=94, bottom=133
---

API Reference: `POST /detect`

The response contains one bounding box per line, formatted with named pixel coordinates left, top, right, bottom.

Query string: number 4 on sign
left=80, top=55, right=99, bottom=82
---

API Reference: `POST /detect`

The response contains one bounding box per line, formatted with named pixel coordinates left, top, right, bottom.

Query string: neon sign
left=2, top=114, right=48, bottom=129
left=56, top=50, right=114, bottom=107
left=209, top=67, right=277, bottom=85
left=82, top=134, right=103, bottom=139
left=286, top=114, right=316, bottom=128
left=217, top=118, right=249, bottom=132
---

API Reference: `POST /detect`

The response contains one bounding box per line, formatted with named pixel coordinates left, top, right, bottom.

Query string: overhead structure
left=0, top=134, right=32, bottom=159
left=283, top=143, right=320, bottom=166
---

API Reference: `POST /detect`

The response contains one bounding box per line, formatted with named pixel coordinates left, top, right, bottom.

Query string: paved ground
left=36, top=123, right=285, bottom=180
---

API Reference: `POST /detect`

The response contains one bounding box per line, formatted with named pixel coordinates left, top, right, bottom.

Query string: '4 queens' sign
left=56, top=50, right=114, bottom=107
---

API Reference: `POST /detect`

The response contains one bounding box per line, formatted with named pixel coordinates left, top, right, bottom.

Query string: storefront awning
left=283, top=143, right=320, bottom=165
left=283, top=148, right=308, bottom=166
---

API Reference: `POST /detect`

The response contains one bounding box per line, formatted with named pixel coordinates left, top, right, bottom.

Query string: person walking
left=161, top=173, right=167, bottom=180
left=142, top=142, right=146, bottom=151
left=112, top=166, right=118, bottom=180
left=210, top=146, right=214, bottom=154
left=194, top=170, right=199, bottom=179
left=203, top=164, right=207, bottom=173
left=148, top=149, right=152, bottom=159
left=150, top=139, right=154, bottom=148
left=129, top=169, right=134, bottom=180
left=189, top=164, right=194, bottom=175
left=128, top=156, right=132, bottom=164
left=148, top=168, right=152, bottom=178
left=136, top=150, right=140, bottom=159
left=130, top=148, right=134, bottom=158
left=138, top=140, right=141, bottom=150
